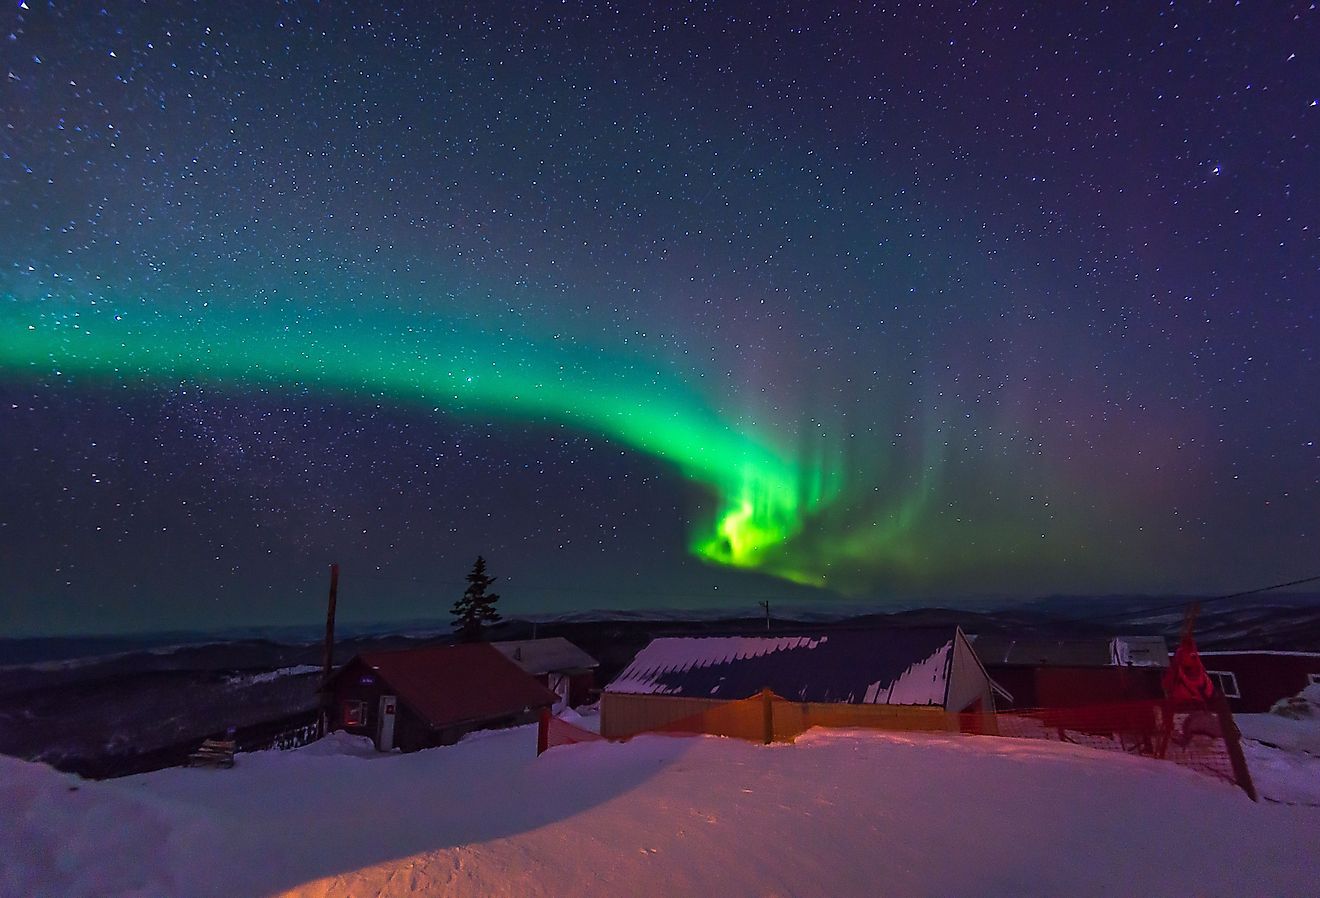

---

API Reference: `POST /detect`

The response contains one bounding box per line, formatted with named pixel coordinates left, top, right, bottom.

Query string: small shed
left=601, top=627, right=994, bottom=739
left=322, top=643, right=558, bottom=752
left=970, top=635, right=1169, bottom=709
left=492, top=637, right=599, bottom=710
left=1192, top=651, right=1320, bottom=713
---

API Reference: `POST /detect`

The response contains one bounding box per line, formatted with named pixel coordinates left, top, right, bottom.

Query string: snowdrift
left=3, top=724, right=1318, bottom=898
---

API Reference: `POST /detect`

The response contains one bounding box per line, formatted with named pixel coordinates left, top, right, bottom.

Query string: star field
left=1, top=2, right=1317, bottom=634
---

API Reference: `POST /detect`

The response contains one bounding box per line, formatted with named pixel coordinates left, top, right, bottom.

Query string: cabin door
left=377, top=694, right=397, bottom=751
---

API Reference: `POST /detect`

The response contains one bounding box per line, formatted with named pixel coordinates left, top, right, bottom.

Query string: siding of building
left=1195, top=652, right=1320, bottom=713
left=768, top=701, right=957, bottom=739
left=601, top=693, right=727, bottom=739
left=600, top=690, right=961, bottom=740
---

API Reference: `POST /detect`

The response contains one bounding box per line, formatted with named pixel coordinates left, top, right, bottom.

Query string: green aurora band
left=2, top=298, right=901, bottom=586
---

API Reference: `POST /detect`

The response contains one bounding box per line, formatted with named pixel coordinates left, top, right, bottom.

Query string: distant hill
left=1, top=593, right=1315, bottom=778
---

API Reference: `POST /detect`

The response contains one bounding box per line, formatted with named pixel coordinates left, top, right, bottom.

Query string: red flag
left=1163, top=632, right=1215, bottom=705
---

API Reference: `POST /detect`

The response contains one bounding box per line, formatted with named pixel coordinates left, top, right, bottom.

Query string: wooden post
left=319, top=563, right=339, bottom=736
left=1214, top=692, right=1258, bottom=801
left=537, top=707, right=551, bottom=755
left=762, top=687, right=774, bottom=744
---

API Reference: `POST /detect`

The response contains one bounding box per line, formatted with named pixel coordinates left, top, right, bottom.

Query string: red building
left=1194, top=651, right=1320, bottom=713
left=971, top=635, right=1169, bottom=709
left=322, top=643, right=559, bottom=752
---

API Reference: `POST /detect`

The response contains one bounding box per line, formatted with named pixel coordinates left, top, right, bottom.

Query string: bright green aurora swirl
left=1, top=299, right=871, bottom=587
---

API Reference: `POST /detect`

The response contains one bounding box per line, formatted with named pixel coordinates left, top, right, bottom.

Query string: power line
left=1043, top=572, right=1320, bottom=626
left=1211, top=573, right=1320, bottom=603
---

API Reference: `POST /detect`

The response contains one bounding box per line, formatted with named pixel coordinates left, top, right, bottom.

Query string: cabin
left=601, top=627, right=995, bottom=739
left=492, top=637, right=599, bottom=710
left=322, top=643, right=559, bottom=752
left=969, top=635, right=1168, bottom=709
left=1192, top=651, right=1320, bottom=713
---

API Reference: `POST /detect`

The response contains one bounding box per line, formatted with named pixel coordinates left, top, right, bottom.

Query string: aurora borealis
left=2, top=3, right=1317, bottom=634
left=0, top=300, right=842, bottom=586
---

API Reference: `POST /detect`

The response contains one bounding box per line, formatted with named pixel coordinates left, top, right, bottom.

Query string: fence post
left=1213, top=694, right=1258, bottom=801
left=762, top=688, right=773, bottom=744
left=537, top=708, right=551, bottom=755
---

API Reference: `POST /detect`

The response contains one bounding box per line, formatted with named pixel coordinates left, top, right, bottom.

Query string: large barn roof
left=492, top=637, right=599, bottom=675
left=332, top=644, right=559, bottom=729
left=605, top=628, right=961, bottom=706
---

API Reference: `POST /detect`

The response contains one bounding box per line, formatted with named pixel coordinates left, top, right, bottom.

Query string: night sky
left=2, top=2, right=1317, bottom=636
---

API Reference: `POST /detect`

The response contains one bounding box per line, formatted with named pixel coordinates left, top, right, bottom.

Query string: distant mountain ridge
left=4, top=593, right=1318, bottom=668
left=0, top=593, right=1316, bottom=779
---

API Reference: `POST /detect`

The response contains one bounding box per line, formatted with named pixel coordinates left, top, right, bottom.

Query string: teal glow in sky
left=1, top=300, right=853, bottom=586
left=2, top=2, right=1316, bottom=634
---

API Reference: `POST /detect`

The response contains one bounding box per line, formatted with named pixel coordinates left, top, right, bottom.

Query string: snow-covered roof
left=969, top=635, right=1169, bottom=668
left=1109, top=636, right=1170, bottom=667
left=605, top=629, right=959, bottom=706
left=492, top=638, right=599, bottom=675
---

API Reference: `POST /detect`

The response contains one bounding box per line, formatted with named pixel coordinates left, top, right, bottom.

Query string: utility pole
left=320, top=563, right=339, bottom=735
left=758, top=600, right=770, bottom=632
left=322, top=562, right=340, bottom=682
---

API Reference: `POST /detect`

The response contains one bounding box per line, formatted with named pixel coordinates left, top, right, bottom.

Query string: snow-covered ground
left=223, top=664, right=323, bottom=687
left=3, top=722, right=1318, bottom=898
left=1239, top=712, right=1320, bottom=757
left=1236, top=684, right=1320, bottom=806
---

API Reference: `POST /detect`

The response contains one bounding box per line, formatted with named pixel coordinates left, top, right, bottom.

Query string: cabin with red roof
left=322, top=643, right=559, bottom=752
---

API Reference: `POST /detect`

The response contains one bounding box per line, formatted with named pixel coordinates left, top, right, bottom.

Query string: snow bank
left=292, top=731, right=381, bottom=759
left=1238, top=681, right=1320, bottom=764
left=1267, top=682, right=1320, bottom=720
left=1239, top=713, right=1320, bottom=756
left=0, top=755, right=225, bottom=898
left=3, top=726, right=1318, bottom=898
left=1241, top=739, right=1320, bottom=806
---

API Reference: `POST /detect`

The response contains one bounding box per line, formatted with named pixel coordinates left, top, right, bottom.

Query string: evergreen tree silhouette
left=450, top=555, right=501, bottom=642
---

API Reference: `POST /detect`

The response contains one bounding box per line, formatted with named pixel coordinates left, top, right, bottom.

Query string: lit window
left=343, top=700, right=368, bottom=727
left=1207, top=670, right=1240, bottom=699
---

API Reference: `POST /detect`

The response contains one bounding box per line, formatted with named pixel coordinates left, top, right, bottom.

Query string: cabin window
left=343, top=700, right=368, bottom=727
left=1207, top=670, right=1240, bottom=699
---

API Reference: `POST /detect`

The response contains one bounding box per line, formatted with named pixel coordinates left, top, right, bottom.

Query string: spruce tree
left=451, top=555, right=501, bottom=642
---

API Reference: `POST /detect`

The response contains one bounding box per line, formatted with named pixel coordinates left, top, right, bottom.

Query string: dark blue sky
left=2, top=2, right=1317, bottom=635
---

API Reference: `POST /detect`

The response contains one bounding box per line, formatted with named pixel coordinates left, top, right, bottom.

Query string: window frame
left=343, top=699, right=369, bottom=727
left=1206, top=670, right=1241, bottom=699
